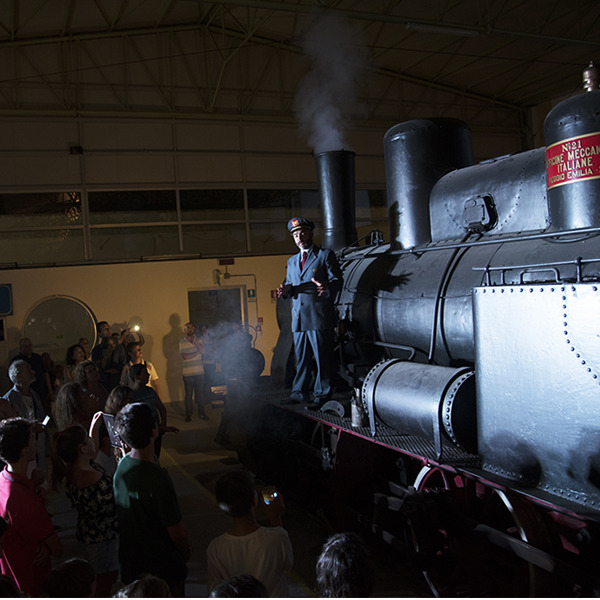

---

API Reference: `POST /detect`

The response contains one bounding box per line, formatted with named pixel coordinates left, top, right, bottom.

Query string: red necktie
left=301, top=251, right=306, bottom=270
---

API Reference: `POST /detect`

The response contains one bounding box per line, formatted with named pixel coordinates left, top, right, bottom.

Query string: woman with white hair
left=4, top=360, right=46, bottom=423
left=3, top=359, right=48, bottom=469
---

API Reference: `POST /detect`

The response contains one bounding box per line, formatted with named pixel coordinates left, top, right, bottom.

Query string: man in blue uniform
left=277, top=217, right=343, bottom=408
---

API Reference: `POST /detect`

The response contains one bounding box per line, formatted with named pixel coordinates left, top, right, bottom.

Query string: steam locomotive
left=255, top=65, right=600, bottom=596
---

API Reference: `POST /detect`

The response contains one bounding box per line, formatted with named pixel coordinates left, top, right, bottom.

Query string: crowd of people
left=0, top=323, right=187, bottom=597
left=0, top=314, right=374, bottom=597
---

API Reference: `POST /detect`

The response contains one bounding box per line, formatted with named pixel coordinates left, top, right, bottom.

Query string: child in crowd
left=120, top=342, right=163, bottom=401
left=104, top=384, right=134, bottom=417
left=64, top=344, right=86, bottom=383
left=113, top=402, right=189, bottom=597
left=93, top=385, right=134, bottom=471
left=52, top=424, right=119, bottom=597
left=129, top=363, right=177, bottom=459
left=113, top=574, right=172, bottom=597
left=210, top=573, right=268, bottom=598
left=0, top=418, right=63, bottom=596
left=315, top=532, right=374, bottom=598
left=44, top=557, right=96, bottom=597
left=92, top=417, right=118, bottom=476
left=207, top=470, right=293, bottom=597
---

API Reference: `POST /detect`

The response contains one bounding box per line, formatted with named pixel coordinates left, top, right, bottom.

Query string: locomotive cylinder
left=362, top=360, right=476, bottom=453
left=383, top=118, right=472, bottom=249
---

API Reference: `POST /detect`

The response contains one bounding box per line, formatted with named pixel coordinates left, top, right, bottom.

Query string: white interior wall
left=0, top=254, right=288, bottom=403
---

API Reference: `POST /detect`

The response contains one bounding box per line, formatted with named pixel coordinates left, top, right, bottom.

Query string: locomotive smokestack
left=384, top=119, right=473, bottom=249
left=314, top=150, right=357, bottom=252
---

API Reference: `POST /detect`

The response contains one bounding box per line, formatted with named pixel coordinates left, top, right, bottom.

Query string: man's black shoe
left=199, top=413, right=209, bottom=420
left=304, top=402, right=323, bottom=411
left=282, top=392, right=304, bottom=405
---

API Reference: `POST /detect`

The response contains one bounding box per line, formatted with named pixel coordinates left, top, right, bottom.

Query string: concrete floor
left=51, top=400, right=432, bottom=597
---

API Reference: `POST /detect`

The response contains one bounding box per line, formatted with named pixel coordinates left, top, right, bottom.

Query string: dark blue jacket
left=283, top=245, right=343, bottom=332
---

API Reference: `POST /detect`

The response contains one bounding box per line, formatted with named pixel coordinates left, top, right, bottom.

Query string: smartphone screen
left=101, top=413, right=122, bottom=448
left=261, top=487, right=278, bottom=505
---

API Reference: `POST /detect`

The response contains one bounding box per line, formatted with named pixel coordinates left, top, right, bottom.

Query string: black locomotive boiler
left=258, top=65, right=600, bottom=596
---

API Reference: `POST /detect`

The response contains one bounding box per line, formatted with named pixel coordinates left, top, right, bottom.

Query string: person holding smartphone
left=52, top=424, right=119, bottom=597
left=207, top=470, right=293, bottom=597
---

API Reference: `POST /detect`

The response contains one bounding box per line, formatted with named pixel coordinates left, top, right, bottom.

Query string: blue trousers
left=183, top=374, right=204, bottom=417
left=292, top=329, right=335, bottom=400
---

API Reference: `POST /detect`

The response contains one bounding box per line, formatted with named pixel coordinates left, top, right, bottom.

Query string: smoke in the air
left=293, top=13, right=370, bottom=154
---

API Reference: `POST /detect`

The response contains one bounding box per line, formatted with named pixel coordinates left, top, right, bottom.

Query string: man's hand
left=263, top=490, right=285, bottom=527
left=311, top=277, right=327, bottom=296
left=32, top=421, right=46, bottom=434
left=30, top=467, right=46, bottom=488
left=277, top=283, right=292, bottom=298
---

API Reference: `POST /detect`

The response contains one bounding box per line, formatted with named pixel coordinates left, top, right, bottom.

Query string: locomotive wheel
left=412, top=465, right=554, bottom=597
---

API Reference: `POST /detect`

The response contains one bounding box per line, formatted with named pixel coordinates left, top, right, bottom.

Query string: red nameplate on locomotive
left=546, top=132, right=600, bottom=189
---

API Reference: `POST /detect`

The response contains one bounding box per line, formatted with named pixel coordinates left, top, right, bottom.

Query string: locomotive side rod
left=406, top=464, right=600, bottom=595
left=473, top=522, right=600, bottom=591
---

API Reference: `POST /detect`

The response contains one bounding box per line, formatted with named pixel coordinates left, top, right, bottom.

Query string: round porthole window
left=23, top=296, right=97, bottom=366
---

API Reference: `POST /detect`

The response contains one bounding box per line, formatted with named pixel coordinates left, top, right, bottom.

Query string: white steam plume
left=294, top=13, right=369, bottom=154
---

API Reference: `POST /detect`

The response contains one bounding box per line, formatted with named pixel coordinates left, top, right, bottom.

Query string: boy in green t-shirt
left=113, top=403, right=190, bottom=596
